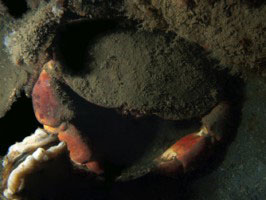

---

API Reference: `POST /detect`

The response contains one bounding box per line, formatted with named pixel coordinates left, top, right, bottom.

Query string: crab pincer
left=32, top=61, right=67, bottom=127
left=32, top=60, right=103, bottom=174
left=155, top=102, right=230, bottom=176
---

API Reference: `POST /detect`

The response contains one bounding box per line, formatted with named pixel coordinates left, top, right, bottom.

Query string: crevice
left=1, top=0, right=28, bottom=18
left=54, top=19, right=124, bottom=74
left=0, top=93, right=41, bottom=156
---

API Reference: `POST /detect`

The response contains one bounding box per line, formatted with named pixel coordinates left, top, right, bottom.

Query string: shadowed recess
left=1, top=0, right=28, bottom=18
left=0, top=93, right=41, bottom=155
left=54, top=20, right=118, bottom=74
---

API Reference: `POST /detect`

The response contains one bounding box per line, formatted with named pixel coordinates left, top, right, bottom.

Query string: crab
left=2, top=28, right=234, bottom=200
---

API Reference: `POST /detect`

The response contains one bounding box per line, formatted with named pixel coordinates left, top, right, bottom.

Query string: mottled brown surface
left=0, top=16, right=29, bottom=118
left=63, top=30, right=219, bottom=120
left=125, top=0, right=266, bottom=76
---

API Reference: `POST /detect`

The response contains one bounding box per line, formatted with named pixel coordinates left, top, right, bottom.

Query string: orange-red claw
left=85, top=161, right=104, bottom=175
left=155, top=102, right=231, bottom=176
left=58, top=124, right=104, bottom=175
left=32, top=68, right=63, bottom=127
left=58, top=124, right=92, bottom=164
left=32, top=61, right=102, bottom=174
left=155, top=131, right=209, bottom=175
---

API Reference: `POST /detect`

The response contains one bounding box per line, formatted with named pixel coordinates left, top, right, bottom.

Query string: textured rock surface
left=0, top=16, right=29, bottom=118
left=125, top=0, right=266, bottom=76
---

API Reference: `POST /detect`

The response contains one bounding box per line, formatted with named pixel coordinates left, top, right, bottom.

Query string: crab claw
left=155, top=102, right=230, bottom=176
left=47, top=123, right=103, bottom=174
left=32, top=60, right=103, bottom=175
left=154, top=129, right=210, bottom=176
left=32, top=60, right=70, bottom=127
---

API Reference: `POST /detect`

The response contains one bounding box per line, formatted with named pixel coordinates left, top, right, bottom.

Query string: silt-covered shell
left=63, top=30, right=220, bottom=120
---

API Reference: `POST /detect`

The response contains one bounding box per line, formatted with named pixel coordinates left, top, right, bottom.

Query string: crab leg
left=32, top=60, right=103, bottom=174
left=155, top=102, right=230, bottom=176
